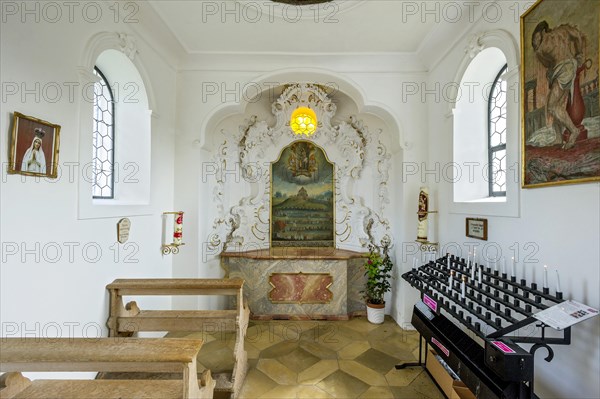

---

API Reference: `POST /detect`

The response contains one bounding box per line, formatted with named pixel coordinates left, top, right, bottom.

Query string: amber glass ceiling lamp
left=290, top=106, right=317, bottom=137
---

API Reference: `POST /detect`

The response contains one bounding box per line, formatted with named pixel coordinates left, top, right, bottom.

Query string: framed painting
left=8, top=112, right=61, bottom=178
left=521, top=0, right=599, bottom=188
left=271, top=140, right=334, bottom=248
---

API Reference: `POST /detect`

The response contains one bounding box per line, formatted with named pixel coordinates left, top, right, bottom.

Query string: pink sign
left=431, top=337, right=450, bottom=357
left=423, top=294, right=438, bottom=313
left=492, top=341, right=516, bottom=354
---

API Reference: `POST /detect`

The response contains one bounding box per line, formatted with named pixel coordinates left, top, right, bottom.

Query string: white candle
left=471, top=263, right=476, bottom=281
left=461, top=276, right=466, bottom=299
left=478, top=265, right=483, bottom=284
left=473, top=247, right=477, bottom=265
left=467, top=251, right=471, bottom=266
left=493, top=259, right=498, bottom=271
left=447, top=255, right=450, bottom=268
left=555, top=269, right=561, bottom=292
left=511, top=257, right=516, bottom=277
left=543, top=265, right=548, bottom=288
left=449, top=271, right=454, bottom=290
left=502, top=257, right=506, bottom=275
left=412, top=257, right=417, bottom=270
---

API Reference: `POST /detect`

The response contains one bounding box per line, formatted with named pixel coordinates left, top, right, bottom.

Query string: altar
left=208, top=84, right=394, bottom=319
left=221, top=248, right=367, bottom=320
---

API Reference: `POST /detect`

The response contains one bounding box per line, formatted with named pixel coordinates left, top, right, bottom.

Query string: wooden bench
left=106, top=278, right=250, bottom=398
left=0, top=337, right=214, bottom=399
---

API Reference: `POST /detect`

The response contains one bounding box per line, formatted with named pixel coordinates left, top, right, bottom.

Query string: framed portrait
left=466, top=218, right=488, bottom=241
left=521, top=0, right=599, bottom=188
left=8, top=112, right=61, bottom=178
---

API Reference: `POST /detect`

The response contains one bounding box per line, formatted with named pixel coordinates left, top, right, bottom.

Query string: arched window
left=77, top=38, right=153, bottom=219
left=92, top=67, right=115, bottom=199
left=453, top=47, right=507, bottom=203
left=488, top=64, right=508, bottom=197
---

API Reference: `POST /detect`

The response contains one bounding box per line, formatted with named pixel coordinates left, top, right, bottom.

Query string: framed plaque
left=466, top=218, right=488, bottom=241
left=117, top=218, right=131, bottom=244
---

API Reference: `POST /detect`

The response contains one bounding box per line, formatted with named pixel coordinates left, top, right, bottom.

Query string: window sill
left=449, top=193, right=518, bottom=218
left=92, top=199, right=151, bottom=206
left=461, top=197, right=506, bottom=203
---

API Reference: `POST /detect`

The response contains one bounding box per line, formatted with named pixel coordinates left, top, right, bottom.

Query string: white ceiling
left=148, top=0, right=444, bottom=54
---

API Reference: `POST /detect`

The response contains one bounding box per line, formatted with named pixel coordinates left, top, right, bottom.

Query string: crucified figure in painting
left=532, top=21, right=588, bottom=149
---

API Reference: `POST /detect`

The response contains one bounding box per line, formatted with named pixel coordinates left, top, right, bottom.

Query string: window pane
left=491, top=149, right=507, bottom=194
left=489, top=65, right=507, bottom=197
left=92, top=67, right=115, bottom=199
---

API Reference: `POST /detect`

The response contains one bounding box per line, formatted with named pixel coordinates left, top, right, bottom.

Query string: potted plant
left=363, top=242, right=393, bottom=324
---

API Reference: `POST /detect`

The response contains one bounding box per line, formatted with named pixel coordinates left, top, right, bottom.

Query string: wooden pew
left=0, top=337, right=214, bottom=399
left=106, top=278, right=249, bottom=398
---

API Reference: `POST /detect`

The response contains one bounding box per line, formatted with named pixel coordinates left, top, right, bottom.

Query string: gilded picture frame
left=8, top=112, right=61, bottom=178
left=520, top=0, right=599, bottom=188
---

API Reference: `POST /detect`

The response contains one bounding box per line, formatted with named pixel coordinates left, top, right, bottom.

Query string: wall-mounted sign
left=466, top=218, right=487, bottom=241
left=117, top=218, right=131, bottom=244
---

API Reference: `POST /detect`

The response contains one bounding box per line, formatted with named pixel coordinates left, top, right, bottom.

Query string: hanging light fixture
left=290, top=106, right=317, bottom=137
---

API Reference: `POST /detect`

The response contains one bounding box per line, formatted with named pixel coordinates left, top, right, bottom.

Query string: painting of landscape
left=271, top=141, right=334, bottom=247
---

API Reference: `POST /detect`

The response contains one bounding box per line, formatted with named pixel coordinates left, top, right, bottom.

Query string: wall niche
left=206, top=83, right=393, bottom=253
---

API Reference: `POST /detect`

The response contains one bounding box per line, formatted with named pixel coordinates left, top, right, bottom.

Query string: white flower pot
left=366, top=302, right=385, bottom=324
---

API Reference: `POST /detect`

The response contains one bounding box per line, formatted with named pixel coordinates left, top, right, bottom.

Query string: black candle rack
left=401, top=254, right=571, bottom=398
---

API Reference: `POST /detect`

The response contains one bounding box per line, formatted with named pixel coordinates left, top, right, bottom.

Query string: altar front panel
left=221, top=249, right=367, bottom=320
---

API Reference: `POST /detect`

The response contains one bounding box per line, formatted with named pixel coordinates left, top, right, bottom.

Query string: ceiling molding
left=129, top=1, right=187, bottom=70
left=181, top=52, right=427, bottom=74
left=416, top=0, right=496, bottom=71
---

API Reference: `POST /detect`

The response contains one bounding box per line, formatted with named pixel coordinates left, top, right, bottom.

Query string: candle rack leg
left=395, top=334, right=427, bottom=369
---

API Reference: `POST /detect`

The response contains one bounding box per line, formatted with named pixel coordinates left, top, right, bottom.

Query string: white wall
left=424, top=3, right=600, bottom=398
left=0, top=4, right=178, bottom=344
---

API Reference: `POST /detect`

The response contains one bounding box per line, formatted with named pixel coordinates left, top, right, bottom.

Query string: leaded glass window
left=92, top=67, right=115, bottom=199
left=488, top=64, right=507, bottom=197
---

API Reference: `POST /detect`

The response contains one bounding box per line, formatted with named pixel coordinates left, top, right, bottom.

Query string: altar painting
left=271, top=141, right=334, bottom=247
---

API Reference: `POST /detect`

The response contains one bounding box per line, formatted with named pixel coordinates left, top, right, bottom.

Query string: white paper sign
left=534, top=300, right=599, bottom=330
